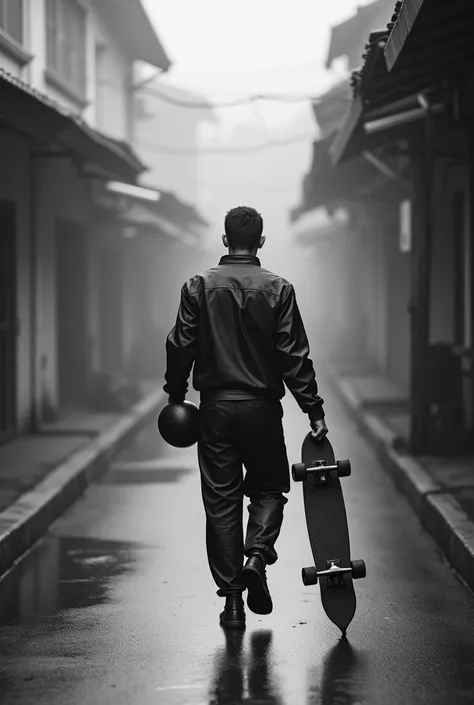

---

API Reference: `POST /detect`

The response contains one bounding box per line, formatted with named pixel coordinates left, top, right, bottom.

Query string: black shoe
left=241, top=553, right=273, bottom=615
left=219, top=594, right=246, bottom=629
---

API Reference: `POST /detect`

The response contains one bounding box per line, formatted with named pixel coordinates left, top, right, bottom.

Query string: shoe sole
left=241, top=565, right=273, bottom=615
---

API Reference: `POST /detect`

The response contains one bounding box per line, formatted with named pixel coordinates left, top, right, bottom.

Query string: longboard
left=292, top=434, right=366, bottom=636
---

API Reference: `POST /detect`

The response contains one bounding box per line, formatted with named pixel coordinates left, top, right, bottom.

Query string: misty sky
left=142, top=0, right=375, bottom=132
left=139, top=0, right=377, bottom=279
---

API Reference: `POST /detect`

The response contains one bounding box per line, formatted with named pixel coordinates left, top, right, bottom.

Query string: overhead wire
left=96, top=79, right=319, bottom=155
left=137, top=85, right=322, bottom=108
left=134, top=133, right=316, bottom=156
left=98, top=79, right=322, bottom=108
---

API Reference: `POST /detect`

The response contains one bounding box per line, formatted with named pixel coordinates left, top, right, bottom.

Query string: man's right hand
left=310, top=417, right=328, bottom=442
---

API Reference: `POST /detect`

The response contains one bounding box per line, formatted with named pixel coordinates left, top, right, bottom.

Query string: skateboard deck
left=292, top=433, right=365, bottom=636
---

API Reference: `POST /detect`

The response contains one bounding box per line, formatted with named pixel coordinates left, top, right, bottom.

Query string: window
left=0, top=0, right=23, bottom=44
left=46, top=0, right=86, bottom=96
left=94, top=43, right=108, bottom=130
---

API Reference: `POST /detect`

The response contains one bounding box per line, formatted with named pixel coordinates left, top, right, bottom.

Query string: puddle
left=0, top=536, right=141, bottom=626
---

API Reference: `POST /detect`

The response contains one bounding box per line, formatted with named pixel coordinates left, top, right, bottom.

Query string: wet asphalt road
left=1, top=384, right=474, bottom=705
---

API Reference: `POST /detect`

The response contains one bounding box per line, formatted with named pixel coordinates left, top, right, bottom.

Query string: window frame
left=45, top=0, right=87, bottom=102
left=94, top=42, right=109, bottom=130
left=0, top=0, right=32, bottom=64
left=0, top=0, right=23, bottom=44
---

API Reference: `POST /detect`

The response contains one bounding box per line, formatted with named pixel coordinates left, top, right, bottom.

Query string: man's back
left=187, top=253, right=289, bottom=399
left=165, top=251, right=325, bottom=419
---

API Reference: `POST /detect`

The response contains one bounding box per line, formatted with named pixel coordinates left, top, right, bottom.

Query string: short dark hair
left=224, top=206, right=263, bottom=250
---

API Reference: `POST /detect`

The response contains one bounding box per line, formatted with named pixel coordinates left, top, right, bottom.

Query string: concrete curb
left=0, top=386, right=166, bottom=577
left=328, top=371, right=474, bottom=594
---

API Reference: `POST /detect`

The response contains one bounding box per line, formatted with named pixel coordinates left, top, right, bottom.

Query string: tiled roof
left=0, top=68, right=73, bottom=117
left=331, top=0, right=474, bottom=163
left=348, top=0, right=474, bottom=107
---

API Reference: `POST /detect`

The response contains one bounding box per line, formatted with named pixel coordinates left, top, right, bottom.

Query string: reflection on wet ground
left=307, top=639, right=367, bottom=705
left=203, top=630, right=369, bottom=705
left=0, top=536, right=140, bottom=627
left=208, top=630, right=283, bottom=704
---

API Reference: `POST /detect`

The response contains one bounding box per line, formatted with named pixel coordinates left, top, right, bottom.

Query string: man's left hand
left=310, top=418, right=328, bottom=442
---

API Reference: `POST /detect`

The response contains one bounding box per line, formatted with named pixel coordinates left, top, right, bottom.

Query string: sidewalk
left=0, top=381, right=166, bottom=577
left=328, top=369, right=474, bottom=594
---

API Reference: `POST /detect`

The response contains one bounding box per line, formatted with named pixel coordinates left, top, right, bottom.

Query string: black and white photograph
left=0, top=0, right=473, bottom=703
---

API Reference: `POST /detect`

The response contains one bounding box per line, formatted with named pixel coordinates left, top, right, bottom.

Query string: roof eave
left=0, top=70, right=146, bottom=182
left=384, top=0, right=425, bottom=71
left=99, top=0, right=172, bottom=71
left=329, top=96, right=364, bottom=165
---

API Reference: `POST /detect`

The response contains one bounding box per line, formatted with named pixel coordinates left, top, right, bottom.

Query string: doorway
left=0, top=199, right=17, bottom=443
left=55, top=221, right=88, bottom=409
left=452, top=189, right=473, bottom=447
left=98, top=246, right=124, bottom=374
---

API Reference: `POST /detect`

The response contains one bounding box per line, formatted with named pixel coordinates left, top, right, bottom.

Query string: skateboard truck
left=302, top=559, right=366, bottom=587
left=292, top=458, right=351, bottom=484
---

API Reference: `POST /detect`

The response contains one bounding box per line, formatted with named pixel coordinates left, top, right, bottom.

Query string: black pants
left=198, top=398, right=290, bottom=597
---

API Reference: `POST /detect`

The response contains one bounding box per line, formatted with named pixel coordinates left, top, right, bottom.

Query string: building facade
left=0, top=0, right=207, bottom=444
left=292, top=0, right=474, bottom=456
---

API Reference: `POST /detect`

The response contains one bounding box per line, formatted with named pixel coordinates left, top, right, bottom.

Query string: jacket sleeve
left=163, top=284, right=197, bottom=400
left=275, top=284, right=325, bottom=420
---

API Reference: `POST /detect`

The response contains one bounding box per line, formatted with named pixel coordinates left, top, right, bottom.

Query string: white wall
left=84, top=2, right=134, bottom=141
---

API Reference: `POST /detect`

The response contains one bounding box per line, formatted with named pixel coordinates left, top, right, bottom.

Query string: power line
left=138, top=85, right=322, bottom=108
left=135, top=133, right=316, bottom=156
left=98, top=79, right=321, bottom=109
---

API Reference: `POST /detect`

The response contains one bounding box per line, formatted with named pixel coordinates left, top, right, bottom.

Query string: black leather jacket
left=164, top=254, right=325, bottom=420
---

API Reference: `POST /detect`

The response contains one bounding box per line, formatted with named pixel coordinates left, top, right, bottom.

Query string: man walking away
left=164, top=206, right=327, bottom=629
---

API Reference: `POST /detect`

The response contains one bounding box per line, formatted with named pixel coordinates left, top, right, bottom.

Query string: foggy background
left=134, top=0, right=374, bottom=349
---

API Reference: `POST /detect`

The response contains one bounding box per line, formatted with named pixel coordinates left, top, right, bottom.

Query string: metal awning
left=122, top=204, right=200, bottom=247
left=290, top=132, right=388, bottom=221
left=91, top=180, right=203, bottom=248
left=0, top=69, right=146, bottom=182
left=311, top=80, right=352, bottom=137
left=98, top=0, right=171, bottom=70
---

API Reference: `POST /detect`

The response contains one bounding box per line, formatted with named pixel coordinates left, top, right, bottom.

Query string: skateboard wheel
left=302, top=566, right=318, bottom=586
left=337, top=459, right=351, bottom=477
left=292, top=463, right=307, bottom=482
left=351, top=559, right=366, bottom=579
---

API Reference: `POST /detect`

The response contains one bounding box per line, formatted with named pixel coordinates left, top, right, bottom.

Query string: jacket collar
left=219, top=254, right=261, bottom=266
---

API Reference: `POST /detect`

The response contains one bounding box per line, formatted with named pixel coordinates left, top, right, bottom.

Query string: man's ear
left=222, top=234, right=228, bottom=248
left=258, top=235, right=266, bottom=249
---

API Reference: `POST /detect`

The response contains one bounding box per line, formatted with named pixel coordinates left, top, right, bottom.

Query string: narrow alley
left=1, top=384, right=473, bottom=705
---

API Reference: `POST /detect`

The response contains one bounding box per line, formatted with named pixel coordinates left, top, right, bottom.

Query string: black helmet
left=158, top=400, right=199, bottom=448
